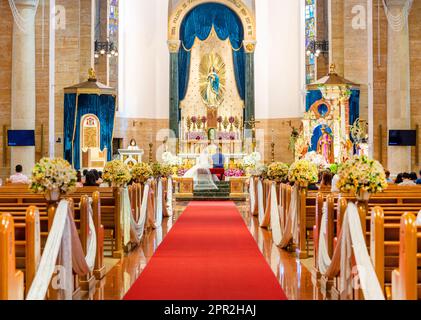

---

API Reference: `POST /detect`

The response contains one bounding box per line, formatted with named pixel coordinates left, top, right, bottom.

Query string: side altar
left=295, top=64, right=363, bottom=164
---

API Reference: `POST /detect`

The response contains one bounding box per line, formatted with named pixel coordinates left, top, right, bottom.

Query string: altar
left=118, top=149, right=144, bottom=167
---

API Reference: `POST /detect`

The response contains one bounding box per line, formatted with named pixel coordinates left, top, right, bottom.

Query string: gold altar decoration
left=200, top=52, right=226, bottom=108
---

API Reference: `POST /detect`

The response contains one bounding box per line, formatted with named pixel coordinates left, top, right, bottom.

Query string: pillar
left=244, top=41, right=257, bottom=128
left=385, top=0, right=413, bottom=173
left=168, top=41, right=180, bottom=139
left=10, top=0, right=38, bottom=176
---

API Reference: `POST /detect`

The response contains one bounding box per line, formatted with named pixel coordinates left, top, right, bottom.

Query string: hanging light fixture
left=306, top=39, right=329, bottom=58
left=94, top=40, right=119, bottom=58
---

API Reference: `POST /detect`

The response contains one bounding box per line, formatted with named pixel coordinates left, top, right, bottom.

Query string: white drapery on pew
left=153, top=178, right=163, bottom=229
left=166, top=177, right=173, bottom=217
left=249, top=177, right=256, bottom=215
left=128, top=182, right=151, bottom=245
left=26, top=199, right=97, bottom=300
left=314, top=201, right=385, bottom=300
left=269, top=182, right=299, bottom=248
left=257, top=180, right=265, bottom=224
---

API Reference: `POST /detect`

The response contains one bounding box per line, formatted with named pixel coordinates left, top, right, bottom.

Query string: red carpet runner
left=124, top=201, right=287, bottom=300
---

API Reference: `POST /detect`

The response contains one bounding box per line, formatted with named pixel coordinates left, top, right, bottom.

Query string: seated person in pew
left=9, top=165, right=29, bottom=184
left=398, top=172, right=416, bottom=186
left=319, top=171, right=333, bottom=192
left=76, top=171, right=84, bottom=188
left=84, top=171, right=99, bottom=187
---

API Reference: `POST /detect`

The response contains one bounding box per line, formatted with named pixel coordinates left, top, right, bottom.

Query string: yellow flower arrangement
left=288, top=159, right=318, bottom=186
left=337, top=155, right=388, bottom=195
left=29, top=157, right=77, bottom=195
left=267, top=162, right=289, bottom=182
left=131, top=162, right=153, bottom=183
left=103, top=160, right=131, bottom=187
left=151, top=162, right=173, bottom=178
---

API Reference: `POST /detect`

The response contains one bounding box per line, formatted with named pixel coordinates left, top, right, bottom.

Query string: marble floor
left=88, top=201, right=321, bottom=300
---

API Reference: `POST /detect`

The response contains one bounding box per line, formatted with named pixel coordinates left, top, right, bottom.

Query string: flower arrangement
left=250, top=164, right=268, bottom=179
left=29, top=158, right=77, bottom=195
left=103, top=160, right=131, bottom=187
left=131, top=162, right=153, bottom=183
left=162, top=151, right=183, bottom=167
left=243, top=152, right=262, bottom=169
left=336, top=155, right=388, bottom=195
left=151, top=162, right=173, bottom=178
left=267, top=162, right=290, bottom=182
left=288, top=159, right=319, bottom=186
left=304, top=151, right=329, bottom=170
left=225, top=168, right=245, bottom=177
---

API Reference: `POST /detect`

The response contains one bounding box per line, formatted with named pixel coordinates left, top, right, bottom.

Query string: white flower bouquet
left=30, top=158, right=77, bottom=195
left=337, top=155, right=388, bottom=195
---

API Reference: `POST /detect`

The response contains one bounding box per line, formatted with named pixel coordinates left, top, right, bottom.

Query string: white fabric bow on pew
left=26, top=199, right=97, bottom=300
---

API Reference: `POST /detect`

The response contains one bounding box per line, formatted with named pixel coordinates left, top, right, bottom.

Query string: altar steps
left=175, top=181, right=247, bottom=201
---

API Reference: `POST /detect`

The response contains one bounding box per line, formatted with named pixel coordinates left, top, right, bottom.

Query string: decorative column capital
left=243, top=40, right=257, bottom=53
left=167, top=40, right=181, bottom=53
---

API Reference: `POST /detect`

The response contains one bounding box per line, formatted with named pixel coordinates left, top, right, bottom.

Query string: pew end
left=0, top=214, right=24, bottom=300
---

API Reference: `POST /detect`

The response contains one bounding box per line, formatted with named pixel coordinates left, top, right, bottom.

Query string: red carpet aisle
left=124, top=201, right=287, bottom=300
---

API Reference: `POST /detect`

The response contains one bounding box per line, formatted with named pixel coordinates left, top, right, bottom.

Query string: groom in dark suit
left=212, top=147, right=225, bottom=169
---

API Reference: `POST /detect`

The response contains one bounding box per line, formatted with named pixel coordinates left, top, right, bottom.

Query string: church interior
left=1, top=0, right=421, bottom=303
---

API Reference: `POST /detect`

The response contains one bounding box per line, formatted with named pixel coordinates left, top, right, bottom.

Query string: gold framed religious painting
left=199, top=52, right=226, bottom=108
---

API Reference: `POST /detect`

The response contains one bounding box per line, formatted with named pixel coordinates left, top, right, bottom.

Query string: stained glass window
left=109, top=0, right=119, bottom=36
left=305, top=0, right=316, bottom=84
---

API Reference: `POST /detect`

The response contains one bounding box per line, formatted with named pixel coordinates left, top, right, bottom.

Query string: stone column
left=10, top=0, right=38, bottom=176
left=168, top=41, right=180, bottom=139
left=244, top=41, right=257, bottom=129
left=385, top=0, right=412, bottom=173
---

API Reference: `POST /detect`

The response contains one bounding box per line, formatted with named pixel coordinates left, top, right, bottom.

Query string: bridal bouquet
left=288, top=159, right=318, bottom=186
left=131, top=162, right=153, bottom=183
left=336, top=155, right=388, bottom=195
left=267, top=162, right=289, bottom=182
left=103, top=160, right=132, bottom=187
left=30, top=158, right=77, bottom=195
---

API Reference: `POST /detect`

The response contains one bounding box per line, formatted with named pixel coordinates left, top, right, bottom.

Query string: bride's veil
left=184, top=148, right=219, bottom=191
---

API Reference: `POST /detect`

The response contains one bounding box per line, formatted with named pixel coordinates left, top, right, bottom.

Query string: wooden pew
left=0, top=214, right=24, bottom=300
left=371, top=209, right=421, bottom=300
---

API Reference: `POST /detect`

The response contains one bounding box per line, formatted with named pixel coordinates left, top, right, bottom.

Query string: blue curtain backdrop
left=306, top=89, right=360, bottom=126
left=179, top=3, right=245, bottom=101
left=64, top=93, right=116, bottom=170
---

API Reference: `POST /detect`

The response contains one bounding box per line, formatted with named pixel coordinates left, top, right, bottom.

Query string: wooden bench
left=0, top=191, right=106, bottom=300
left=371, top=209, right=421, bottom=300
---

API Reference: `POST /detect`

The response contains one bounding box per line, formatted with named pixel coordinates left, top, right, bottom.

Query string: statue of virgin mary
left=205, top=66, right=220, bottom=108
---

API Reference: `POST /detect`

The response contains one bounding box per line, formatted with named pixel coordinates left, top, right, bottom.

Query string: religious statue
left=317, top=127, right=334, bottom=164
left=205, top=66, right=220, bottom=108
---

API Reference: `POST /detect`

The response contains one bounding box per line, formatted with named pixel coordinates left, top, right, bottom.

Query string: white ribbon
left=317, top=202, right=332, bottom=275
left=339, top=203, right=385, bottom=300
left=121, top=188, right=133, bottom=246
left=257, top=180, right=265, bottom=224
left=166, top=178, right=173, bottom=217
left=26, top=200, right=72, bottom=300
left=130, top=183, right=150, bottom=243
left=249, top=177, right=256, bottom=213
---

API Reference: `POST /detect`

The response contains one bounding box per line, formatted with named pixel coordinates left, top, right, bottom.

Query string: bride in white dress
left=184, top=149, right=219, bottom=191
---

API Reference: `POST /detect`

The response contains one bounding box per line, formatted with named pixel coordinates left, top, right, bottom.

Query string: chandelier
left=94, top=40, right=119, bottom=59
left=306, top=40, right=329, bottom=58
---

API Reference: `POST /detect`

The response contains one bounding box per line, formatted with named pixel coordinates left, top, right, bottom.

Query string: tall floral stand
left=45, top=189, right=61, bottom=231
left=113, top=187, right=124, bottom=259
